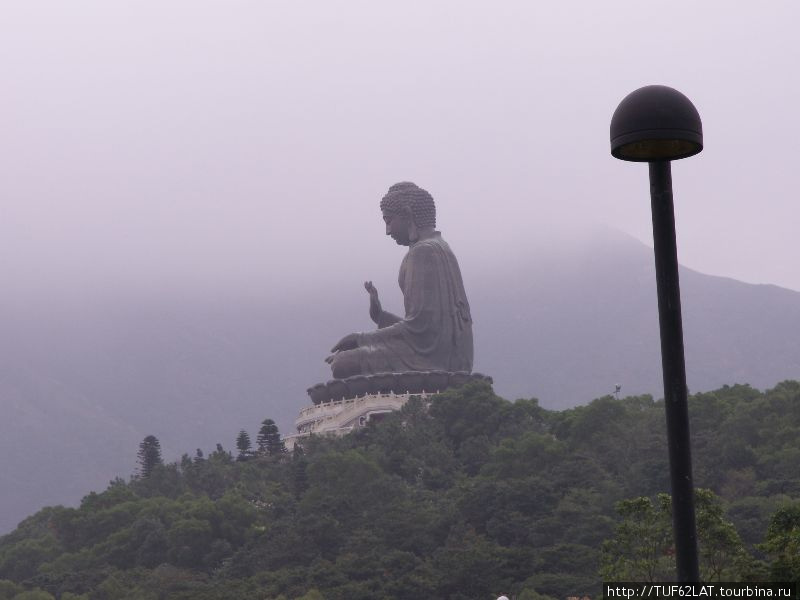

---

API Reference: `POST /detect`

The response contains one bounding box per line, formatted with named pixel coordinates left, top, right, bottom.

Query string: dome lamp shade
left=610, top=85, right=703, bottom=162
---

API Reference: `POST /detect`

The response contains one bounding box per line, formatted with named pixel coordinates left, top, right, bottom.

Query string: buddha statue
left=326, top=182, right=473, bottom=379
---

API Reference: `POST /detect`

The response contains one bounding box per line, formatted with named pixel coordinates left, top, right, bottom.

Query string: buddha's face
left=382, top=209, right=413, bottom=246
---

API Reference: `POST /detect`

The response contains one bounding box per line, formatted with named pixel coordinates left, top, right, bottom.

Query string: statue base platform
left=283, top=371, right=492, bottom=450
left=306, top=371, right=492, bottom=405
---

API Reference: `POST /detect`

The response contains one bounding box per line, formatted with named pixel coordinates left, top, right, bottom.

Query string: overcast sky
left=2, top=0, right=798, bottom=306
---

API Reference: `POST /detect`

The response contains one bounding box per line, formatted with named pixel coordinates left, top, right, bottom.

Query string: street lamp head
left=610, top=85, right=703, bottom=162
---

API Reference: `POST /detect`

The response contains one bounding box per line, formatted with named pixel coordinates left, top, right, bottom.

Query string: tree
left=694, top=488, right=752, bottom=581
left=760, top=502, right=800, bottom=582
left=257, top=419, right=285, bottom=456
left=0, top=579, right=23, bottom=599
left=601, top=489, right=754, bottom=582
left=236, top=430, right=252, bottom=461
left=211, top=443, right=233, bottom=463
left=600, top=495, right=673, bottom=582
left=294, top=590, right=324, bottom=600
left=137, top=435, right=163, bottom=477
left=13, top=591, right=55, bottom=600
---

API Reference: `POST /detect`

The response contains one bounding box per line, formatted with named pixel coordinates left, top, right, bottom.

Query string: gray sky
left=2, top=0, right=799, bottom=304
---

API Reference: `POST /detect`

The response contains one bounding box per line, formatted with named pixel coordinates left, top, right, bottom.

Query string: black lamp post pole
left=649, top=159, right=700, bottom=582
left=611, top=84, right=704, bottom=582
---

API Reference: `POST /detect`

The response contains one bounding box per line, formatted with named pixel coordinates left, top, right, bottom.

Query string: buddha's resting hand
left=364, top=281, right=383, bottom=324
left=325, top=333, right=360, bottom=364
left=325, top=333, right=359, bottom=365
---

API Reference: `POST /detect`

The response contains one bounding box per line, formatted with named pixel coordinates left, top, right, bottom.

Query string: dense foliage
left=1, top=380, right=799, bottom=599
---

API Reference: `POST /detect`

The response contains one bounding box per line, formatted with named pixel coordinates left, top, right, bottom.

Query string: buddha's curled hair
left=380, top=182, right=436, bottom=229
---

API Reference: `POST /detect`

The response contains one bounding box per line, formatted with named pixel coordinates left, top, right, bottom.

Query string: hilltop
left=1, top=381, right=799, bottom=599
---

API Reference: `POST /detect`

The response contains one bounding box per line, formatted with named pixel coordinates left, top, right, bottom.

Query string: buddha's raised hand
left=364, top=281, right=383, bottom=324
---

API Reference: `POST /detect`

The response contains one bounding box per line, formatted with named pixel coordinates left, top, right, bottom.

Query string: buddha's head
left=379, top=182, right=436, bottom=246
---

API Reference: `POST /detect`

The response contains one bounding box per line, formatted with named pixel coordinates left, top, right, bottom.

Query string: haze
left=1, top=1, right=798, bottom=305
left=2, top=0, right=800, bottom=534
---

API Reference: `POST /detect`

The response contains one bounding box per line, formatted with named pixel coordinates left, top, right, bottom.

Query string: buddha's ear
left=406, top=208, right=420, bottom=243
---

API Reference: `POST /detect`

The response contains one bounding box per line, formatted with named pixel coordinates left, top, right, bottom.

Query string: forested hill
left=1, top=381, right=799, bottom=600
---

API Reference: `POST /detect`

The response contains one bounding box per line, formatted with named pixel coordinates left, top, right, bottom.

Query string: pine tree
left=257, top=419, right=286, bottom=456
left=236, top=429, right=252, bottom=461
left=211, top=443, right=233, bottom=462
left=137, top=435, right=163, bottom=477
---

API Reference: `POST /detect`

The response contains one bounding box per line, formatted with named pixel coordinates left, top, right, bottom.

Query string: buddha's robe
left=354, top=232, right=473, bottom=374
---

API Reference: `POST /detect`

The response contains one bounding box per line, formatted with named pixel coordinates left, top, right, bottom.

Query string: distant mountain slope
left=0, top=366, right=135, bottom=538
left=472, top=230, right=800, bottom=405
left=1, top=228, right=798, bottom=533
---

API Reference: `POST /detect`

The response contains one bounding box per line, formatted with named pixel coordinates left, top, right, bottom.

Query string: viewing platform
left=283, top=391, right=428, bottom=450
left=284, top=371, right=492, bottom=450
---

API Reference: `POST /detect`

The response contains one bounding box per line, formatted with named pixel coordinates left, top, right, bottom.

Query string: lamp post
left=610, top=85, right=703, bottom=582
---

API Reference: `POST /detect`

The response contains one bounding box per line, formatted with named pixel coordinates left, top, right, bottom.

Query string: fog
left=1, top=1, right=800, bottom=531
left=1, top=1, right=798, bottom=307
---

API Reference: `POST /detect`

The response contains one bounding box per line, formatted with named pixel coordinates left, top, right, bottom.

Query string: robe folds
left=355, top=232, right=473, bottom=374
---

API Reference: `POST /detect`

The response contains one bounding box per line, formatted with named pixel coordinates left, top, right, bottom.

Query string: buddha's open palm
left=364, top=281, right=383, bottom=324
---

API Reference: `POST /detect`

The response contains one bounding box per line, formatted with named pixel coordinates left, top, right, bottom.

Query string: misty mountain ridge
left=1, top=228, right=799, bottom=533
left=474, top=229, right=800, bottom=402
